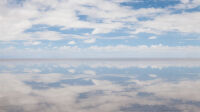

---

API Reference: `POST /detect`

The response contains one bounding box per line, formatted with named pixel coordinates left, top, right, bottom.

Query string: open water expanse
left=0, top=59, right=200, bottom=112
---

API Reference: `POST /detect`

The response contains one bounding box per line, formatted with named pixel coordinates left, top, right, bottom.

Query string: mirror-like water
left=0, top=59, right=200, bottom=112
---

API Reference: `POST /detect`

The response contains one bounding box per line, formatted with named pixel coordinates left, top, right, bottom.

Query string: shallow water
left=0, top=59, right=200, bottom=112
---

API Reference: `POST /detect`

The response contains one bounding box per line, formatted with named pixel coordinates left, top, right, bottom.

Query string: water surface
left=0, top=59, right=200, bottom=112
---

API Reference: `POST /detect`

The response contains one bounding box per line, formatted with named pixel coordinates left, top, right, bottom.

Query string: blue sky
left=0, top=0, right=200, bottom=58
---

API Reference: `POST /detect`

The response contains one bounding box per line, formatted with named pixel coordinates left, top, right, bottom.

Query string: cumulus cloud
left=173, top=0, right=200, bottom=9
left=68, top=69, right=75, bottom=73
left=134, top=12, right=200, bottom=34
left=0, top=0, right=200, bottom=58
left=148, top=36, right=157, bottom=40
left=181, top=0, right=190, bottom=4
left=83, top=70, right=96, bottom=75
left=0, top=0, right=199, bottom=41
left=83, top=38, right=96, bottom=44
left=28, top=31, right=67, bottom=40
left=24, top=41, right=41, bottom=46
left=0, top=0, right=179, bottom=41
left=68, top=41, right=76, bottom=45
left=149, top=74, right=157, bottom=78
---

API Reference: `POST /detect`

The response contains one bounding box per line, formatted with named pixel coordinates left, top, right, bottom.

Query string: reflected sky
left=0, top=59, right=200, bottom=112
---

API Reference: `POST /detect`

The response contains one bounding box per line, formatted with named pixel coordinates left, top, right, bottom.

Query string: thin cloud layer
left=1, top=45, right=200, bottom=58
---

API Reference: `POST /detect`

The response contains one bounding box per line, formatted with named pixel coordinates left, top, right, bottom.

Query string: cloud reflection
left=0, top=59, right=200, bottom=112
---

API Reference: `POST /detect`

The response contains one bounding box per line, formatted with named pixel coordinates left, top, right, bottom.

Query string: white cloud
left=181, top=0, right=190, bottom=4
left=2, top=0, right=198, bottom=42
left=84, top=38, right=96, bottom=44
left=24, top=41, right=41, bottom=45
left=68, top=41, right=76, bottom=45
left=149, top=74, right=157, bottom=78
left=134, top=12, right=200, bottom=34
left=148, top=36, right=157, bottom=40
left=28, top=31, right=66, bottom=40
left=59, top=45, right=80, bottom=51
left=68, top=69, right=75, bottom=73
left=32, top=41, right=41, bottom=45
left=0, top=0, right=200, bottom=59
left=0, top=0, right=198, bottom=42
left=1, top=45, right=200, bottom=58
left=0, top=0, right=169, bottom=41
left=172, top=0, right=200, bottom=9
left=24, top=69, right=41, bottom=73
left=83, top=70, right=96, bottom=75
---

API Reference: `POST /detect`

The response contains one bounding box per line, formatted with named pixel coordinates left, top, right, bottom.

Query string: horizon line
left=1, top=58, right=200, bottom=60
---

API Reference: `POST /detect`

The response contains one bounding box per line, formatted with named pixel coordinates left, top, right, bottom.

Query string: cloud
left=31, top=41, right=41, bottom=45
left=149, top=74, right=157, bottom=78
left=83, top=70, right=96, bottom=75
left=0, top=0, right=198, bottom=42
left=83, top=38, right=96, bottom=44
left=134, top=12, right=200, bottom=34
left=180, top=0, right=190, bottom=4
left=28, top=31, right=66, bottom=40
left=0, top=0, right=171, bottom=41
left=68, top=41, right=76, bottom=45
left=1, top=45, right=200, bottom=58
left=0, top=0, right=200, bottom=58
left=148, top=36, right=157, bottom=40
left=68, top=69, right=75, bottom=73
left=172, top=0, right=200, bottom=9
left=24, top=41, right=41, bottom=46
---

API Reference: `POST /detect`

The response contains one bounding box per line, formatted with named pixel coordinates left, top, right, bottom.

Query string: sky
left=0, top=0, right=200, bottom=58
